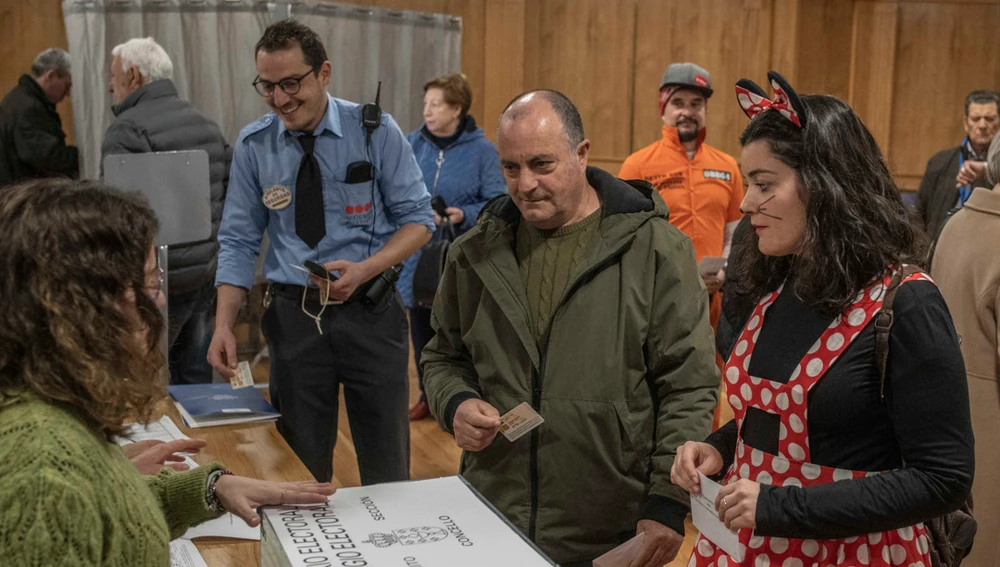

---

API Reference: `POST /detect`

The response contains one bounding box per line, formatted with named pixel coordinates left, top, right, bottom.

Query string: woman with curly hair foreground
left=0, top=179, right=335, bottom=566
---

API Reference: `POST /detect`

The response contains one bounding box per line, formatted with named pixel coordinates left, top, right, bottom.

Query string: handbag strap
left=876, top=265, right=923, bottom=400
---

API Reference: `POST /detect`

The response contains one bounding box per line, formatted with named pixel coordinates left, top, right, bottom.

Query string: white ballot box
left=261, top=475, right=555, bottom=567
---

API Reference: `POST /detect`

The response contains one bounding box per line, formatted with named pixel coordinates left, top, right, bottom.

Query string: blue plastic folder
left=168, top=383, right=279, bottom=428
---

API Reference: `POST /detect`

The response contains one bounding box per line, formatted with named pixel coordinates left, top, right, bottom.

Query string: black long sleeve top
left=705, top=279, right=974, bottom=539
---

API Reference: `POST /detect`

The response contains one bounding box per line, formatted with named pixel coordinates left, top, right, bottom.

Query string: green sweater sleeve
left=0, top=469, right=104, bottom=566
left=145, top=462, right=225, bottom=539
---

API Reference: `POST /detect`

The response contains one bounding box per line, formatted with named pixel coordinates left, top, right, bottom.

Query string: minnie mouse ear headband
left=734, top=71, right=808, bottom=128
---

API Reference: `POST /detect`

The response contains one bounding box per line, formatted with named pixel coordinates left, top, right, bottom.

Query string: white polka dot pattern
left=806, top=358, right=823, bottom=377
left=769, top=538, right=789, bottom=554
left=788, top=443, right=805, bottom=460
left=858, top=543, right=871, bottom=564
left=776, top=392, right=789, bottom=410
left=729, top=394, right=743, bottom=411
left=801, top=463, right=821, bottom=480
left=760, top=388, right=773, bottom=405
left=688, top=272, right=934, bottom=567
left=849, top=307, right=867, bottom=326
left=726, top=366, right=740, bottom=384
left=826, top=332, right=845, bottom=351
left=801, top=540, right=819, bottom=557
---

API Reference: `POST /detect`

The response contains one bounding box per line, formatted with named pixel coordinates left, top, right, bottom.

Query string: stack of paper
left=169, top=540, right=208, bottom=567
left=118, top=415, right=198, bottom=469
left=168, top=383, right=279, bottom=428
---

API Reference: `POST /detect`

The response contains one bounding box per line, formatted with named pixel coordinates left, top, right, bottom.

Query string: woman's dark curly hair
left=0, top=179, right=164, bottom=439
left=734, top=94, right=927, bottom=318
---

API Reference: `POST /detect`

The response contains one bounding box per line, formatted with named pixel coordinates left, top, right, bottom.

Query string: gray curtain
left=63, top=0, right=462, bottom=179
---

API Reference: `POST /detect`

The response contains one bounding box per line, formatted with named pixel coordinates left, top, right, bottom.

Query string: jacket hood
left=419, top=115, right=485, bottom=148
left=476, top=166, right=668, bottom=248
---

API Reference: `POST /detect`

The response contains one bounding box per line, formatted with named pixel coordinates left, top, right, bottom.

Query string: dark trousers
left=167, top=281, right=215, bottom=385
left=408, top=306, right=434, bottom=402
left=262, top=288, right=410, bottom=484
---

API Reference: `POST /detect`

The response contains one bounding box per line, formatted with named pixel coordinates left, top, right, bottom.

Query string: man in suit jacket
left=916, top=89, right=999, bottom=238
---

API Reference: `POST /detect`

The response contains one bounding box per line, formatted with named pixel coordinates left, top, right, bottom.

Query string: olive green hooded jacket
left=423, top=167, right=719, bottom=564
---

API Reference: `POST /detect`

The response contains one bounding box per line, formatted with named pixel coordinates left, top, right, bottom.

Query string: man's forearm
left=363, top=223, right=432, bottom=274
left=215, top=284, right=247, bottom=330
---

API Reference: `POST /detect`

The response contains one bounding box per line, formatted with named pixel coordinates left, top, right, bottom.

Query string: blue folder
left=168, top=383, right=279, bottom=428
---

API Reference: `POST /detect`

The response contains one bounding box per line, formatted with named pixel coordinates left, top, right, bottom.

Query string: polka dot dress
left=690, top=269, right=935, bottom=567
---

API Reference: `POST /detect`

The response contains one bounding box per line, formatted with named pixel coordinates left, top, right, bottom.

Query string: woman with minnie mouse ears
left=671, top=72, right=975, bottom=567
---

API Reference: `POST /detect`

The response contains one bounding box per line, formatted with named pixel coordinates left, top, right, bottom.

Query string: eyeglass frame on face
left=146, top=267, right=164, bottom=301
left=252, top=66, right=320, bottom=97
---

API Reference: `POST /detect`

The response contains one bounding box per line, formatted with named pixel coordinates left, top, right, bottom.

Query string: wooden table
left=155, top=401, right=315, bottom=566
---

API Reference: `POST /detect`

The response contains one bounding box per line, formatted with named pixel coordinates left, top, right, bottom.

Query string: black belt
left=269, top=278, right=378, bottom=304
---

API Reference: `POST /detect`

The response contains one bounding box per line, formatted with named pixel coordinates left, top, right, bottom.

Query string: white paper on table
left=181, top=513, right=260, bottom=540
left=170, top=539, right=209, bottom=567
left=117, top=415, right=199, bottom=469
left=691, top=472, right=744, bottom=561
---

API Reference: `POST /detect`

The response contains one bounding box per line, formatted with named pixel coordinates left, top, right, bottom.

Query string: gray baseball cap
left=660, top=62, right=713, bottom=98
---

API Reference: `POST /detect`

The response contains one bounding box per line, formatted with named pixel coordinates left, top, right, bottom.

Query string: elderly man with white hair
left=101, top=36, right=231, bottom=386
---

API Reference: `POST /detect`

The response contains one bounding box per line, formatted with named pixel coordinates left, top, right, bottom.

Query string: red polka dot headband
left=734, top=71, right=807, bottom=128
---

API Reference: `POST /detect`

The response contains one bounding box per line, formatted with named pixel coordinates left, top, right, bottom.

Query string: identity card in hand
left=499, top=402, right=544, bottom=442
left=232, top=361, right=254, bottom=389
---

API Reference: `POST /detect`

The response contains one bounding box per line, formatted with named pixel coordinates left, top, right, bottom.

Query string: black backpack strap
left=875, top=265, right=923, bottom=400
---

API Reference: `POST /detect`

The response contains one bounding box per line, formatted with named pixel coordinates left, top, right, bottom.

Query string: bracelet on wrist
left=205, top=468, right=234, bottom=513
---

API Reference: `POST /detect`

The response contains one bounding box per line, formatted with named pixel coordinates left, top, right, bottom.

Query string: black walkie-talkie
left=362, top=81, right=382, bottom=143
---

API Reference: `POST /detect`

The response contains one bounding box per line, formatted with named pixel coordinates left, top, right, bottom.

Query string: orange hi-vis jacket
left=618, top=125, right=744, bottom=262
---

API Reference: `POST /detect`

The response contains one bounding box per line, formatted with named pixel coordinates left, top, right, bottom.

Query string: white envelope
left=690, top=472, right=744, bottom=561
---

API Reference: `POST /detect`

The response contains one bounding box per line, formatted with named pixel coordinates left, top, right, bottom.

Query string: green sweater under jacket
left=0, top=395, right=223, bottom=566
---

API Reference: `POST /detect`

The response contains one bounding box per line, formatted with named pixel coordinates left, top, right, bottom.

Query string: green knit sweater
left=516, top=207, right=602, bottom=342
left=0, top=395, right=223, bottom=566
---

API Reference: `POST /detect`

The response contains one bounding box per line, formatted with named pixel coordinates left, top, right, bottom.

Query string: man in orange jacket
left=620, top=63, right=743, bottom=427
left=619, top=62, right=743, bottom=320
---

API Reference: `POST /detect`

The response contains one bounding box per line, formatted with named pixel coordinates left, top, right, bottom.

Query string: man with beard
left=619, top=63, right=742, bottom=429
left=619, top=63, right=743, bottom=311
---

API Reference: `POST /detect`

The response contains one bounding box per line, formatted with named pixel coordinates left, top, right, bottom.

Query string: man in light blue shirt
left=209, top=20, right=433, bottom=484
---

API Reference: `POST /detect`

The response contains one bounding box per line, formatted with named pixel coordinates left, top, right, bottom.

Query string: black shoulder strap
left=876, top=265, right=923, bottom=400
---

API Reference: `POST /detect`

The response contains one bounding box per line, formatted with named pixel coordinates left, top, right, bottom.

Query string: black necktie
left=295, top=134, right=326, bottom=248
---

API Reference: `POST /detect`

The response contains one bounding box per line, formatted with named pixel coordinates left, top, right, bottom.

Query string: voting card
left=499, top=402, right=544, bottom=442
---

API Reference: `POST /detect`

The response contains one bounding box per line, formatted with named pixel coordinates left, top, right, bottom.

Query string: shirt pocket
left=329, top=177, right=376, bottom=227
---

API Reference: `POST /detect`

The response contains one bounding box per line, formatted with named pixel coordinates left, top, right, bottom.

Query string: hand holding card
left=231, top=361, right=254, bottom=389
left=499, top=402, right=544, bottom=442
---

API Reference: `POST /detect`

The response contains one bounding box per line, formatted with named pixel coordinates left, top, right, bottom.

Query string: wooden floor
left=247, top=332, right=731, bottom=567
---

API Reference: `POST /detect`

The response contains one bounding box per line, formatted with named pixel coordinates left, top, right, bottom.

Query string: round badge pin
left=262, top=185, right=292, bottom=210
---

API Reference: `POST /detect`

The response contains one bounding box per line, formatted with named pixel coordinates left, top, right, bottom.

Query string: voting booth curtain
left=63, top=0, right=463, bottom=179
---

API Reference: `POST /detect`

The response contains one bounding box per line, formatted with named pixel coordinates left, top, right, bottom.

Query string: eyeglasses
left=147, top=267, right=164, bottom=302
left=252, top=68, right=318, bottom=97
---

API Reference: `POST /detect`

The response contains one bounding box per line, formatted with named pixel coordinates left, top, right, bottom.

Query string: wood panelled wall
left=7, top=0, right=1000, bottom=190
